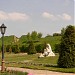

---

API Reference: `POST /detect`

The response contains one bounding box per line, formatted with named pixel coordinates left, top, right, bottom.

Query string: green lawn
left=0, top=53, right=58, bottom=64
left=0, top=53, right=75, bottom=73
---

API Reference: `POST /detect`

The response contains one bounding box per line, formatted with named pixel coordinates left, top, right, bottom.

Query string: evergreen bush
left=20, top=45, right=28, bottom=53
left=27, top=41, right=37, bottom=54
left=35, top=44, right=44, bottom=53
left=12, top=45, right=20, bottom=53
left=58, top=25, right=75, bottom=68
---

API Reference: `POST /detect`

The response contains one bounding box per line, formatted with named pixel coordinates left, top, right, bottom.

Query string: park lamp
left=0, top=24, right=7, bottom=35
left=0, top=23, right=7, bottom=72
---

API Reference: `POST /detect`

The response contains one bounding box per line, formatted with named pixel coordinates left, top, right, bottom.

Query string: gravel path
left=0, top=66, right=75, bottom=75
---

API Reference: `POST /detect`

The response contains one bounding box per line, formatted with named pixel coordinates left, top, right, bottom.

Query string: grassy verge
left=24, top=65, right=75, bottom=73
left=0, top=53, right=75, bottom=73
left=0, top=71, right=28, bottom=75
left=5, top=62, right=75, bottom=73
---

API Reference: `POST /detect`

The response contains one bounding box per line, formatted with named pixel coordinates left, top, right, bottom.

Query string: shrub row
left=0, top=43, right=45, bottom=54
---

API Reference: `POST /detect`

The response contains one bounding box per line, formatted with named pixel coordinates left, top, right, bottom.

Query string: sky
left=0, top=0, right=74, bottom=37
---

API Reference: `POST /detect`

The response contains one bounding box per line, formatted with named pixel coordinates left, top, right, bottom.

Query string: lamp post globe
left=0, top=24, right=7, bottom=35
left=0, top=24, right=7, bottom=72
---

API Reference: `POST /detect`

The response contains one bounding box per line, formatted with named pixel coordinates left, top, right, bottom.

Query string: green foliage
left=31, top=31, right=38, bottom=40
left=53, top=33, right=61, bottom=36
left=61, top=28, right=65, bottom=36
left=19, top=45, right=28, bottom=53
left=4, top=35, right=14, bottom=45
left=12, top=45, right=20, bottom=53
left=6, top=45, right=12, bottom=53
left=54, top=44, right=60, bottom=53
left=45, top=34, right=52, bottom=38
left=0, top=45, right=1, bottom=52
left=35, top=44, right=44, bottom=53
left=27, top=41, right=37, bottom=54
left=58, top=25, right=75, bottom=68
left=27, top=32, right=31, bottom=40
left=0, top=31, right=61, bottom=53
left=19, top=35, right=28, bottom=44
left=43, top=36, right=61, bottom=51
left=37, top=32, right=42, bottom=39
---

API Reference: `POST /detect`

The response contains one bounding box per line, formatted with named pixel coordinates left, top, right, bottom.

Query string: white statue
left=39, top=43, right=55, bottom=58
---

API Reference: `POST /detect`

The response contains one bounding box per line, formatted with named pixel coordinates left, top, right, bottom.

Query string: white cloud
left=0, top=11, right=8, bottom=20
left=62, top=13, right=72, bottom=20
left=8, top=12, right=29, bottom=21
left=42, top=12, right=54, bottom=18
left=42, top=12, right=72, bottom=21
left=0, top=11, right=30, bottom=21
left=57, top=13, right=72, bottom=21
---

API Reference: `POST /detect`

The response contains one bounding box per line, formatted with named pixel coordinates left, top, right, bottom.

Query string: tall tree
left=58, top=25, right=75, bottom=68
left=37, top=32, right=42, bottom=39
left=27, top=32, right=31, bottom=40
left=31, top=31, right=37, bottom=40
left=61, top=28, right=65, bottom=36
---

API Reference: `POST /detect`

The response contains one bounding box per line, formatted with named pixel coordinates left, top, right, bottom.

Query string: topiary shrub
left=12, top=45, right=20, bottom=53
left=58, top=25, right=75, bottom=68
left=27, top=41, right=37, bottom=54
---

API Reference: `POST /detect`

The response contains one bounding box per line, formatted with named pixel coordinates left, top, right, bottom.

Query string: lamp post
left=0, top=24, right=7, bottom=72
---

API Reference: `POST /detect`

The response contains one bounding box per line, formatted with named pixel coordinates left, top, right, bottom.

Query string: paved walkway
left=0, top=66, right=75, bottom=75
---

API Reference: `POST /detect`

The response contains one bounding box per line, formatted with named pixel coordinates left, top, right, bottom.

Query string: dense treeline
left=0, top=30, right=61, bottom=54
